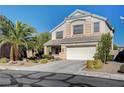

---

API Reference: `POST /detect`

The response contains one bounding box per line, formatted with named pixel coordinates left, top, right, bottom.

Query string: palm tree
left=35, top=32, right=51, bottom=51
left=0, top=16, right=36, bottom=61
left=26, top=32, right=50, bottom=58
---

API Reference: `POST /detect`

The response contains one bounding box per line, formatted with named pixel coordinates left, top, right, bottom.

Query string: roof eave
left=105, top=20, right=115, bottom=33
left=50, top=20, right=65, bottom=32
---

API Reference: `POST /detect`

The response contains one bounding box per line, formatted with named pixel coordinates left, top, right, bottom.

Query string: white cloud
left=120, top=16, right=124, bottom=20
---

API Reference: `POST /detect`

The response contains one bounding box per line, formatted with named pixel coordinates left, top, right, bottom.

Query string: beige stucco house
left=44, top=9, right=114, bottom=60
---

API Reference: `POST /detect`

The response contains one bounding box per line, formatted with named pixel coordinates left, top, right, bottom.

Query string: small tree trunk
left=10, top=45, right=14, bottom=61
left=105, top=55, right=108, bottom=64
left=14, top=44, right=19, bottom=61
left=103, top=53, right=107, bottom=64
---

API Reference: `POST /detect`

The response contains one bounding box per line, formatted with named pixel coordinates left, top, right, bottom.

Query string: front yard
left=84, top=61, right=123, bottom=74
left=0, top=61, right=40, bottom=67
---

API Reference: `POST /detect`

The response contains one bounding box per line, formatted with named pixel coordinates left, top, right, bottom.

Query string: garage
left=66, top=46, right=96, bottom=60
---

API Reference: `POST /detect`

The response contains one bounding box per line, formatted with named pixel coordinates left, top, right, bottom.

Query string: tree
left=35, top=32, right=51, bottom=51
left=0, top=16, right=36, bottom=61
left=94, top=33, right=112, bottom=63
left=113, top=44, right=118, bottom=50
left=25, top=32, right=50, bottom=58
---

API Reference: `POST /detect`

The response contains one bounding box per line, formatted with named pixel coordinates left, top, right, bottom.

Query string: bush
left=18, top=57, right=24, bottom=61
left=42, top=54, right=49, bottom=58
left=28, top=57, right=36, bottom=60
left=119, top=64, right=124, bottom=73
left=94, top=59, right=103, bottom=69
left=107, top=55, right=113, bottom=61
left=86, top=59, right=103, bottom=69
left=30, top=60, right=38, bottom=63
left=42, top=54, right=54, bottom=60
left=86, top=60, right=94, bottom=69
left=49, top=56, right=54, bottom=59
left=0, top=58, right=8, bottom=63
left=39, top=59, right=48, bottom=64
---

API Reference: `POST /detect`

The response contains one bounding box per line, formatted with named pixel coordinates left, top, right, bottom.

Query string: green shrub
left=86, top=59, right=103, bottom=69
left=119, top=64, right=124, bottom=73
left=49, top=56, right=54, bottom=59
left=28, top=57, right=36, bottom=60
left=0, top=58, right=8, bottom=63
left=39, top=59, right=48, bottom=64
left=94, top=59, right=103, bottom=69
left=42, top=54, right=54, bottom=60
left=86, top=60, right=94, bottom=69
left=30, top=60, right=37, bottom=63
left=42, top=54, right=49, bottom=58
left=107, top=55, right=113, bottom=61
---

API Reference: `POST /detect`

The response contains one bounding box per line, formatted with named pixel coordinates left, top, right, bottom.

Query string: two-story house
left=44, top=9, right=114, bottom=60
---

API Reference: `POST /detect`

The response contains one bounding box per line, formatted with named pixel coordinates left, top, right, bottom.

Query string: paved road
left=0, top=70, right=124, bottom=87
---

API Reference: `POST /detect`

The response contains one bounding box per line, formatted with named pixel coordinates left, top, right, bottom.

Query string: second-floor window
left=73, top=25, right=83, bottom=34
left=94, top=22, right=100, bottom=32
left=56, top=31, right=63, bottom=39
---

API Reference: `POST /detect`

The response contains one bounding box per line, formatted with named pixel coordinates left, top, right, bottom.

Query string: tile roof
left=44, top=39, right=62, bottom=46
left=44, top=35, right=101, bottom=46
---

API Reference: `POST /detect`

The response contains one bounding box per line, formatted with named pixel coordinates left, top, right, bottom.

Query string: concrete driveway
left=0, top=60, right=85, bottom=75
left=23, top=60, right=85, bottom=74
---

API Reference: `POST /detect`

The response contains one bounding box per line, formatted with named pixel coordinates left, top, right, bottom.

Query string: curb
left=77, top=71, right=124, bottom=81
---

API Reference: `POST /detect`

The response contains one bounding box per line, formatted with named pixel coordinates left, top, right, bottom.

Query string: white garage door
left=67, top=46, right=96, bottom=60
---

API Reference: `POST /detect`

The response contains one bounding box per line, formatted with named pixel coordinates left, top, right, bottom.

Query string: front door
left=51, top=46, right=61, bottom=54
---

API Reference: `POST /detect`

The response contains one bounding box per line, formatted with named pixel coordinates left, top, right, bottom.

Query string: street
left=0, top=70, right=124, bottom=87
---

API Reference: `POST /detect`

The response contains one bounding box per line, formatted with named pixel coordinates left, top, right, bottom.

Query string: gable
left=70, top=12, right=86, bottom=17
left=68, top=9, right=90, bottom=18
left=50, top=9, right=114, bottom=33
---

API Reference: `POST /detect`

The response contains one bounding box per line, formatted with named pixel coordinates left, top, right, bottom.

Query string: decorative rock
left=23, top=59, right=28, bottom=62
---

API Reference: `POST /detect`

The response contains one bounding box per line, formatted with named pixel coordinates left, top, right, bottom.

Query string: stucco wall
left=51, top=22, right=66, bottom=40
left=51, top=15, right=112, bottom=40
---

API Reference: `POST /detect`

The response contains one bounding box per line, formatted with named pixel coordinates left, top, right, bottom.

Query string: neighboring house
left=118, top=46, right=124, bottom=51
left=44, top=9, right=114, bottom=60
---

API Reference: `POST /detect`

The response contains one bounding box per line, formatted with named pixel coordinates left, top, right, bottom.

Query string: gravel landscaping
left=0, top=62, right=39, bottom=67
left=84, top=61, right=123, bottom=74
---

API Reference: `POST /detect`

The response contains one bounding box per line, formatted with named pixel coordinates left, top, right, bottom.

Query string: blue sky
left=0, top=5, right=124, bottom=45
